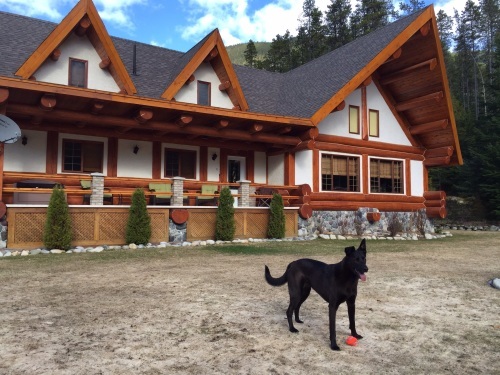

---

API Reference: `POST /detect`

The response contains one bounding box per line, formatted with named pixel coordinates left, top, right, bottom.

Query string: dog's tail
left=264, top=265, right=288, bottom=286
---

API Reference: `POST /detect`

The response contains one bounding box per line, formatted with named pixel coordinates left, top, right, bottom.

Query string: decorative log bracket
left=75, top=17, right=91, bottom=37
left=134, top=108, right=153, bottom=124
left=50, top=49, right=61, bottom=61
left=39, top=94, right=56, bottom=111
left=176, top=115, right=193, bottom=127
left=380, top=58, right=438, bottom=85
left=409, top=119, right=448, bottom=135
left=395, top=91, right=443, bottom=112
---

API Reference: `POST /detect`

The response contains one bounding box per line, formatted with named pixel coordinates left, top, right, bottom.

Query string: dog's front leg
left=347, top=297, right=363, bottom=340
left=329, top=303, right=340, bottom=350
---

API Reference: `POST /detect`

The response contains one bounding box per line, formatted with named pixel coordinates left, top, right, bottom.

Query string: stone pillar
left=90, top=173, right=104, bottom=205
left=172, top=177, right=185, bottom=206
left=238, top=180, right=251, bottom=207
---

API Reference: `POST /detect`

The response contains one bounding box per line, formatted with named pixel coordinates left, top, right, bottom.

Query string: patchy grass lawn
left=1, top=231, right=499, bottom=374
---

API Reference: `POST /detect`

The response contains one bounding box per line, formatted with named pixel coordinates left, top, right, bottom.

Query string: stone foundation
left=298, top=209, right=434, bottom=238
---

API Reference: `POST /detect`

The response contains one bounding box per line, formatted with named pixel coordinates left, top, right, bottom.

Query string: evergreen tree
left=215, top=187, right=235, bottom=241
left=351, top=0, right=394, bottom=37
left=263, top=30, right=296, bottom=72
left=295, top=0, right=327, bottom=65
left=397, top=0, right=425, bottom=17
left=126, top=188, right=151, bottom=245
left=325, top=0, right=352, bottom=50
left=267, top=193, right=286, bottom=239
left=244, top=39, right=258, bottom=68
left=43, top=186, right=72, bottom=250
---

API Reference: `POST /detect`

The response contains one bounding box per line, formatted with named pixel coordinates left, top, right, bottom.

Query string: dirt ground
left=1, top=231, right=499, bottom=375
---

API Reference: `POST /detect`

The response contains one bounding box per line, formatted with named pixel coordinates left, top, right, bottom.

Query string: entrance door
left=227, top=156, right=246, bottom=183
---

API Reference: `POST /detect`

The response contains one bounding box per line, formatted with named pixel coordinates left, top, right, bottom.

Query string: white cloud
left=0, top=0, right=72, bottom=19
left=94, top=0, right=147, bottom=30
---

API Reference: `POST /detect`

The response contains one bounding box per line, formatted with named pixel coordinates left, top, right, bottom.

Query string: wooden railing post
left=172, top=177, right=185, bottom=206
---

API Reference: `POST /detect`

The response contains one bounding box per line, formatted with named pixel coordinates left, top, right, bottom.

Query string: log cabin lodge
left=0, top=1, right=462, bottom=248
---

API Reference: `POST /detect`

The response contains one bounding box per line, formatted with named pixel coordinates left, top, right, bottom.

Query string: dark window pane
left=197, top=81, right=210, bottom=106
left=69, top=59, right=87, bottom=88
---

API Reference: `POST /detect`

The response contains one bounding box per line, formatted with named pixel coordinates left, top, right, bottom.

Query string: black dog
left=265, top=239, right=368, bottom=350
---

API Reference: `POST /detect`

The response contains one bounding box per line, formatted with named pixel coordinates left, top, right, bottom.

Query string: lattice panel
left=150, top=212, right=169, bottom=242
left=285, top=211, right=298, bottom=237
left=234, top=212, right=245, bottom=237
left=13, top=212, right=45, bottom=243
left=71, top=212, right=96, bottom=241
left=98, top=212, right=128, bottom=242
left=245, top=212, right=268, bottom=238
left=188, top=211, right=216, bottom=240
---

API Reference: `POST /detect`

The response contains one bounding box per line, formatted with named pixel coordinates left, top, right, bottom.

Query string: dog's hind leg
left=294, top=284, right=311, bottom=324
left=286, top=293, right=301, bottom=333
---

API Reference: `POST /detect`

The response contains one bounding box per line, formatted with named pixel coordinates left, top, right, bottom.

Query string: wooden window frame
left=62, top=139, right=104, bottom=173
left=321, top=153, right=360, bottom=192
left=349, top=105, right=360, bottom=134
left=68, top=58, right=88, bottom=88
left=369, top=109, right=379, bottom=137
left=197, top=80, right=211, bottom=106
left=369, top=158, right=404, bottom=194
left=164, top=148, right=197, bottom=179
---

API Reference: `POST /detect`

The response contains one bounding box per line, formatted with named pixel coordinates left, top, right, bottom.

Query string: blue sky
left=0, top=0, right=469, bottom=52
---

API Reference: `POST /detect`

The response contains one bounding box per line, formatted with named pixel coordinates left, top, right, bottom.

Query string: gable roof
left=14, top=0, right=136, bottom=95
left=161, top=29, right=249, bottom=111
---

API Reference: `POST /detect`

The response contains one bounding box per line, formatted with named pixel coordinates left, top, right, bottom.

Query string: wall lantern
left=133, top=145, right=139, bottom=154
left=21, top=136, right=28, bottom=146
left=211, top=153, right=218, bottom=161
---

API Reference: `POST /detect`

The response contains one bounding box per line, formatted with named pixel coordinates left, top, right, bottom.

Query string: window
left=165, top=148, right=196, bottom=179
left=63, top=140, right=103, bottom=173
left=197, top=81, right=211, bottom=106
left=349, top=105, right=360, bottom=134
left=321, top=154, right=360, bottom=192
left=69, top=58, right=88, bottom=88
left=369, top=109, right=379, bottom=137
left=370, top=158, right=403, bottom=194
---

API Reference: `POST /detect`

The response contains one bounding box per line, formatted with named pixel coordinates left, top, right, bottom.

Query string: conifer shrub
left=267, top=193, right=286, bottom=239
left=43, top=186, right=72, bottom=250
left=126, top=188, right=151, bottom=245
left=215, top=187, right=235, bottom=241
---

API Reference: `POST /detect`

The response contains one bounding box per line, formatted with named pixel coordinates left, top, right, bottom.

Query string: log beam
left=426, top=206, right=446, bottom=219
left=134, top=108, right=153, bottom=124
left=205, top=49, right=218, bottom=62
left=300, top=127, right=319, bottom=141
left=50, top=49, right=61, bottom=61
left=176, top=115, right=193, bottom=127
left=99, top=56, right=111, bottom=69
left=39, top=94, right=56, bottom=111
left=214, top=120, right=229, bottom=130
left=424, top=146, right=453, bottom=158
left=420, top=22, right=431, bottom=37
left=219, top=81, right=231, bottom=91
left=424, top=191, right=446, bottom=200
left=379, top=58, right=438, bottom=85
left=185, top=75, right=195, bottom=85
left=358, top=76, right=372, bottom=88
left=331, top=100, right=345, bottom=113
left=383, top=48, right=402, bottom=64
left=424, top=155, right=450, bottom=167
left=75, top=16, right=91, bottom=36
left=250, top=124, right=263, bottom=134
left=409, top=119, right=448, bottom=135
left=424, top=199, right=446, bottom=207
left=91, top=101, right=105, bottom=115
left=277, top=126, right=292, bottom=135
left=395, top=91, right=443, bottom=112
left=0, top=88, right=8, bottom=104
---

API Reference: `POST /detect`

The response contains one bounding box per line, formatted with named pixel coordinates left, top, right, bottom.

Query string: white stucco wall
left=410, top=160, right=424, bottom=197
left=207, top=147, right=220, bottom=182
left=317, top=89, right=362, bottom=138
left=267, top=155, right=284, bottom=185
left=366, top=84, right=411, bottom=146
left=58, top=133, right=108, bottom=175
left=254, top=151, right=267, bottom=184
left=294, top=150, right=313, bottom=187
left=35, top=34, right=120, bottom=92
left=117, top=140, right=152, bottom=178
left=174, top=63, right=233, bottom=109
left=317, top=84, right=411, bottom=147
left=4, top=129, right=47, bottom=172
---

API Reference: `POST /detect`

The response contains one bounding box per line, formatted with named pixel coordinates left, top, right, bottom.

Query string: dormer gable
left=161, top=29, right=248, bottom=111
left=15, top=0, right=136, bottom=95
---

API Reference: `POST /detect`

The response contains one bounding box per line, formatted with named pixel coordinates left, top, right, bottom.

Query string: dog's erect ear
left=345, top=246, right=355, bottom=256
left=358, top=238, right=367, bottom=253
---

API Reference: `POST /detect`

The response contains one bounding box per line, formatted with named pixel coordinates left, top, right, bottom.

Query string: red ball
left=346, top=336, right=358, bottom=346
